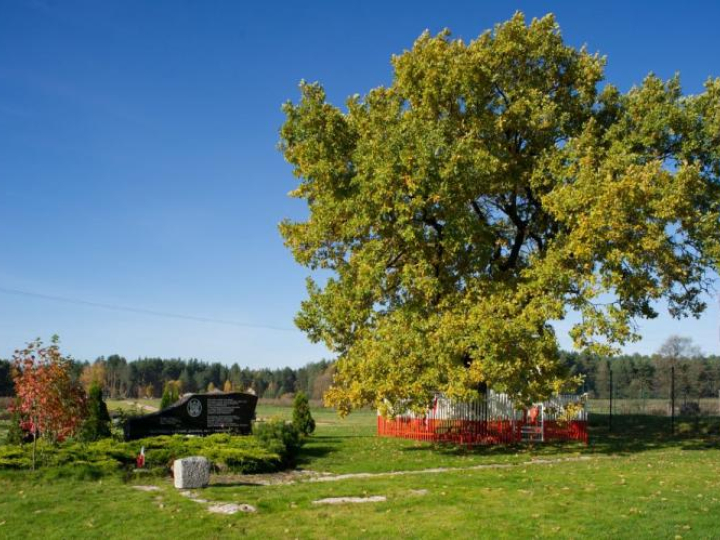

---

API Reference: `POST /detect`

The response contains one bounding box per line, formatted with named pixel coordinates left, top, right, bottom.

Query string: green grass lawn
left=1, top=407, right=719, bottom=538
left=106, top=398, right=162, bottom=412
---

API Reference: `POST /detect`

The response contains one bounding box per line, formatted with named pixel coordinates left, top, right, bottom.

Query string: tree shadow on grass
left=296, top=444, right=335, bottom=467
left=586, top=413, right=720, bottom=455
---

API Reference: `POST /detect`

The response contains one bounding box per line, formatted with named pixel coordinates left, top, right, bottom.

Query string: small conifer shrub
left=292, top=391, right=315, bottom=436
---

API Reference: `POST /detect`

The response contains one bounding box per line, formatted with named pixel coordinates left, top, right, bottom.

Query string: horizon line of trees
left=0, top=355, right=334, bottom=401
left=1, top=336, right=716, bottom=403
left=563, top=336, right=720, bottom=403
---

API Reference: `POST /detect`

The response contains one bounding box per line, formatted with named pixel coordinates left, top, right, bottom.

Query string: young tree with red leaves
left=11, top=336, right=86, bottom=469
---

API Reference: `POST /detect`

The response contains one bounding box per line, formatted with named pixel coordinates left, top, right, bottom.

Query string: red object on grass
left=136, top=447, right=146, bottom=468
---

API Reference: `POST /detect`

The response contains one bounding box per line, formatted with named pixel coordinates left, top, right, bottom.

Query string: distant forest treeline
left=1, top=349, right=719, bottom=402
left=0, top=355, right=334, bottom=401
left=562, top=351, right=720, bottom=401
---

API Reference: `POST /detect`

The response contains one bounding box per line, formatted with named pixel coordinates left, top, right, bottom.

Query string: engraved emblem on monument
left=187, top=398, right=203, bottom=418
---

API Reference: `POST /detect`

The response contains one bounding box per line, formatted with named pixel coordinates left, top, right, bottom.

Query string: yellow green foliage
left=280, top=13, right=720, bottom=413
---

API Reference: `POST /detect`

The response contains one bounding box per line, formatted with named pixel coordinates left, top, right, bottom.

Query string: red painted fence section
left=377, top=415, right=588, bottom=445
left=544, top=419, right=588, bottom=443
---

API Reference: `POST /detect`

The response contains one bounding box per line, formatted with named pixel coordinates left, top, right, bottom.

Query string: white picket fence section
left=377, top=391, right=588, bottom=445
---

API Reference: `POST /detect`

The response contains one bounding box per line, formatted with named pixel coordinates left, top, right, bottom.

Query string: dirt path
left=211, top=455, right=593, bottom=487
left=305, top=455, right=592, bottom=483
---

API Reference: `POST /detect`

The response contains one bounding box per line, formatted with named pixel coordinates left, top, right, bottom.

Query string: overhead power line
left=0, top=286, right=298, bottom=332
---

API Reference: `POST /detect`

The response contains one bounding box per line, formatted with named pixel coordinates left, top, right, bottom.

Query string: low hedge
left=0, top=433, right=282, bottom=476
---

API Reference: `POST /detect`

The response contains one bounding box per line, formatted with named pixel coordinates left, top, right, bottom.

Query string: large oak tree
left=279, top=13, right=720, bottom=414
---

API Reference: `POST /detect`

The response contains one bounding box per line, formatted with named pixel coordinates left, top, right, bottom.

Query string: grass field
left=588, top=398, right=720, bottom=416
left=106, top=398, right=162, bottom=412
left=1, top=405, right=720, bottom=538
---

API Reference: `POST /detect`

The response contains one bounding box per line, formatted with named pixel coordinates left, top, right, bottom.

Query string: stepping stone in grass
left=133, top=485, right=161, bottom=492
left=207, top=503, right=256, bottom=515
left=312, top=496, right=386, bottom=505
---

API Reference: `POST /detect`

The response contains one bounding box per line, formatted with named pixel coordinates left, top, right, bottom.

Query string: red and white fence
left=377, top=392, right=588, bottom=445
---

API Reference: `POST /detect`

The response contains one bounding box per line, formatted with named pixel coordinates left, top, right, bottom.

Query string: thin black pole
left=671, top=365, right=675, bottom=437
left=609, top=367, right=613, bottom=433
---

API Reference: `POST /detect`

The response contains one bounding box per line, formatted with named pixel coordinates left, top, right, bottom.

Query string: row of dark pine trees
left=2, top=350, right=719, bottom=402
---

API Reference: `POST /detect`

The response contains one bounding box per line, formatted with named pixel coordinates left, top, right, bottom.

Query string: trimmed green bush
left=5, top=402, right=24, bottom=446
left=0, top=397, right=12, bottom=420
left=292, top=392, right=316, bottom=436
left=254, top=418, right=303, bottom=468
left=81, top=384, right=111, bottom=442
left=159, top=381, right=180, bottom=410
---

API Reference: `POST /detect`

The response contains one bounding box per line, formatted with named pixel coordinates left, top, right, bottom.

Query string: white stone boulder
left=174, top=457, right=211, bottom=489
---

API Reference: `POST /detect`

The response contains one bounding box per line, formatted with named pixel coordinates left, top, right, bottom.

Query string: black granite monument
left=123, top=392, right=258, bottom=440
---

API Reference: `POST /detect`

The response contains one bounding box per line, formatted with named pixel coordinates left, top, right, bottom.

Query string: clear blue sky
left=1, top=0, right=718, bottom=366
